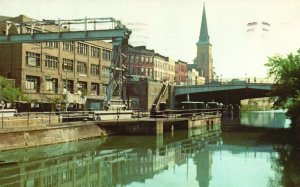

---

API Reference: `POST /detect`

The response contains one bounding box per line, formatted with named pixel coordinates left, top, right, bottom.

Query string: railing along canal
left=0, top=108, right=221, bottom=129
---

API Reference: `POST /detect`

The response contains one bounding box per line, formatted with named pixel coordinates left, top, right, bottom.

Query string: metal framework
left=0, top=17, right=132, bottom=110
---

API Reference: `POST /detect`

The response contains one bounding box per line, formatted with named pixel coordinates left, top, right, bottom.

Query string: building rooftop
left=0, top=15, right=12, bottom=21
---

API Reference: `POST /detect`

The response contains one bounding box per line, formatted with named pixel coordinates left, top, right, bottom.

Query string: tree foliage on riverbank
left=0, top=76, right=26, bottom=102
left=266, top=49, right=300, bottom=127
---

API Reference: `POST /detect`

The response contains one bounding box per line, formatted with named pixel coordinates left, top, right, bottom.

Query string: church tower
left=194, top=4, right=213, bottom=83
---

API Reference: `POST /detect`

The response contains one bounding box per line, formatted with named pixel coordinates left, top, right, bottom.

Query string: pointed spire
left=197, top=3, right=210, bottom=46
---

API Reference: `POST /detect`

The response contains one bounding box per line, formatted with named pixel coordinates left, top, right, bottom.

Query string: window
left=45, top=55, right=58, bottom=69
left=63, top=80, right=74, bottom=93
left=149, top=68, right=153, bottom=77
left=77, top=61, right=87, bottom=74
left=141, top=56, right=144, bottom=63
left=78, top=81, right=87, bottom=94
left=150, top=57, right=153, bottom=64
left=26, top=52, right=40, bottom=67
left=91, top=83, right=100, bottom=95
left=45, top=78, right=58, bottom=93
left=63, top=41, right=74, bottom=52
left=45, top=42, right=59, bottom=48
left=25, top=76, right=40, bottom=92
left=101, top=67, right=110, bottom=79
left=91, top=46, right=100, bottom=58
left=90, top=64, right=100, bottom=75
left=62, top=58, right=74, bottom=71
left=102, top=49, right=111, bottom=61
left=77, top=42, right=88, bottom=55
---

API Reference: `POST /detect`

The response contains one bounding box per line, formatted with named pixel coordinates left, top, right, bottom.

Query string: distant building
left=0, top=15, right=112, bottom=111
left=127, top=46, right=155, bottom=80
left=127, top=46, right=175, bottom=83
left=188, top=69, right=205, bottom=85
left=187, top=64, right=205, bottom=85
left=175, top=60, right=188, bottom=85
left=194, top=4, right=214, bottom=83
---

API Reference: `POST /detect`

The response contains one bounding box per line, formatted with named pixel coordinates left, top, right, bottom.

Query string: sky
left=1, top=0, right=300, bottom=78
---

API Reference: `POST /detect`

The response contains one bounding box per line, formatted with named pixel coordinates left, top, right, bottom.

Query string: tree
left=0, top=76, right=26, bottom=103
left=265, top=49, right=300, bottom=128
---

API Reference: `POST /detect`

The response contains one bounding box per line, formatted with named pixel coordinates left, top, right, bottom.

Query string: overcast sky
left=1, top=0, right=300, bottom=78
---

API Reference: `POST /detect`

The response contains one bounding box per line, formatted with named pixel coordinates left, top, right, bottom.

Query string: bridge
left=174, top=82, right=273, bottom=105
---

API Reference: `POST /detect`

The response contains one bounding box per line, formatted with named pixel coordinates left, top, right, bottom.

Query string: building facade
left=175, top=60, right=188, bottom=85
left=127, top=46, right=155, bottom=81
left=0, top=15, right=112, bottom=111
left=194, top=5, right=214, bottom=83
left=188, top=69, right=205, bottom=86
left=127, top=46, right=175, bottom=83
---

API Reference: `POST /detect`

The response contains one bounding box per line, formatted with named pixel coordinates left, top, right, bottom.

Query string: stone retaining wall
left=0, top=122, right=106, bottom=151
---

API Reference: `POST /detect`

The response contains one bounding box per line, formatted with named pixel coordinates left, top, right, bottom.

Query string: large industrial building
left=0, top=15, right=113, bottom=111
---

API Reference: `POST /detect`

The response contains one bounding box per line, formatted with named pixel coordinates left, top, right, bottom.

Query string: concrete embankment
left=0, top=115, right=221, bottom=151
left=0, top=122, right=107, bottom=151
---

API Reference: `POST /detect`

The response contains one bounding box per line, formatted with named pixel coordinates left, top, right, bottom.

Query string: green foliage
left=266, top=49, right=300, bottom=126
left=0, top=76, right=26, bottom=102
left=241, top=104, right=272, bottom=111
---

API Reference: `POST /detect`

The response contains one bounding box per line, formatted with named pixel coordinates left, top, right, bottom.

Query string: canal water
left=240, top=110, right=291, bottom=128
left=0, top=111, right=299, bottom=187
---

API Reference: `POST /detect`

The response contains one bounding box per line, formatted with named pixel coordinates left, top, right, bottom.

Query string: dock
left=0, top=112, right=221, bottom=151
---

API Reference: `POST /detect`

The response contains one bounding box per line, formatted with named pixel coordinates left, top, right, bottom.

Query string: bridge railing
left=149, top=108, right=222, bottom=119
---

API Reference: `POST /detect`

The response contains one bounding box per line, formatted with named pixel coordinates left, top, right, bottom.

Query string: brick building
left=127, top=45, right=175, bottom=83
left=175, top=60, right=188, bottom=85
left=0, top=15, right=112, bottom=111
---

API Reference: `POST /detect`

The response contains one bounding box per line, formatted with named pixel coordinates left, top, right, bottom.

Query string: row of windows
left=67, top=42, right=110, bottom=60
left=25, top=53, right=101, bottom=76
left=129, top=67, right=176, bottom=81
left=25, top=75, right=101, bottom=95
left=154, top=61, right=175, bottom=72
left=26, top=41, right=111, bottom=60
left=130, top=67, right=153, bottom=77
left=129, top=55, right=153, bottom=63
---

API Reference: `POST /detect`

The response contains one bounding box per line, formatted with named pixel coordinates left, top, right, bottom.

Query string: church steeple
left=197, top=4, right=210, bottom=46
left=194, top=3, right=213, bottom=83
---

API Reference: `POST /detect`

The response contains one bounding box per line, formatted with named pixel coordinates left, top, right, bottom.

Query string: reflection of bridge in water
left=175, top=83, right=272, bottom=105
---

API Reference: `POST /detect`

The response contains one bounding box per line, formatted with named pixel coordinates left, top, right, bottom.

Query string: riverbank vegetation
left=0, top=76, right=26, bottom=104
left=241, top=98, right=273, bottom=111
left=266, top=49, right=300, bottom=129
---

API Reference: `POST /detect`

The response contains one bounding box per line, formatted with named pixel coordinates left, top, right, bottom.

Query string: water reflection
left=240, top=110, right=291, bottom=128
left=0, top=128, right=299, bottom=187
left=269, top=146, right=300, bottom=187
left=0, top=127, right=220, bottom=187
